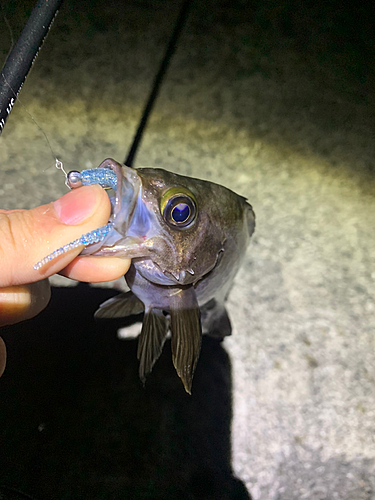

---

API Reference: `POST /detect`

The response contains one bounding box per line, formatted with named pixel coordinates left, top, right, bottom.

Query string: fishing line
left=1, top=70, right=66, bottom=177
left=20, top=0, right=191, bottom=176
left=2, top=73, right=65, bottom=173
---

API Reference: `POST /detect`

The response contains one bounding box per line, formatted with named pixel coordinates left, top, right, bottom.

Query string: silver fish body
left=88, top=159, right=255, bottom=393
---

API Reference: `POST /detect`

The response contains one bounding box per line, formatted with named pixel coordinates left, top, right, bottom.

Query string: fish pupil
left=172, top=203, right=190, bottom=222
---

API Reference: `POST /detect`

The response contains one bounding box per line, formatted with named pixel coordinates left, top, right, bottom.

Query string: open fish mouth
left=97, top=158, right=141, bottom=235
left=76, top=159, right=147, bottom=258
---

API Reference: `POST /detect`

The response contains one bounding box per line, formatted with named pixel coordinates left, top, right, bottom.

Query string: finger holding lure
left=35, top=158, right=255, bottom=393
left=0, top=181, right=131, bottom=379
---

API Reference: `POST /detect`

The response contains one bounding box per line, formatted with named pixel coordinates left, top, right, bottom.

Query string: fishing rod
left=0, top=0, right=63, bottom=136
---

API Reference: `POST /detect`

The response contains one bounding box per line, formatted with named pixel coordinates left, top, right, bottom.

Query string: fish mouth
left=140, top=241, right=224, bottom=287
left=134, top=257, right=197, bottom=286
left=163, top=247, right=224, bottom=287
left=99, top=159, right=141, bottom=234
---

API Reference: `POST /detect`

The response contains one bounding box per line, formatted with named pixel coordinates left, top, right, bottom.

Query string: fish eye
left=160, top=187, right=197, bottom=228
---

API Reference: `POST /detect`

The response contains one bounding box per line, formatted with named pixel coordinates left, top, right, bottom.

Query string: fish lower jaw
left=133, top=259, right=196, bottom=286
left=162, top=269, right=196, bottom=285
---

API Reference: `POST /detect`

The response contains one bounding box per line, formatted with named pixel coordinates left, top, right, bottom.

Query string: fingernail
left=53, top=185, right=101, bottom=225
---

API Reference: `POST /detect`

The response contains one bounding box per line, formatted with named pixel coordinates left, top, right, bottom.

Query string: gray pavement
left=0, top=1, right=374, bottom=498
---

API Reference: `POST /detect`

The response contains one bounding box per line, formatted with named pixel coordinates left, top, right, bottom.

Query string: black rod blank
left=0, top=0, right=63, bottom=136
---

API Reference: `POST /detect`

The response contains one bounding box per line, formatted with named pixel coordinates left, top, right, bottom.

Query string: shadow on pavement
left=0, top=284, right=250, bottom=500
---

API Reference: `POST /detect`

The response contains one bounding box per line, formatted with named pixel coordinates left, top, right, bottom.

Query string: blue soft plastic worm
left=33, top=167, right=117, bottom=271
left=79, top=167, right=118, bottom=191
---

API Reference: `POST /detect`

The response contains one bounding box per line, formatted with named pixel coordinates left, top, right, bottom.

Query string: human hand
left=0, top=184, right=131, bottom=375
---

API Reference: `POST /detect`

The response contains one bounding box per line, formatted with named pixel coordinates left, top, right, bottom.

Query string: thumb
left=0, top=184, right=111, bottom=287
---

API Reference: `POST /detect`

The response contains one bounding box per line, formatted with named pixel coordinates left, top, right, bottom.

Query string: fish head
left=93, top=159, right=229, bottom=286
left=133, top=167, right=227, bottom=285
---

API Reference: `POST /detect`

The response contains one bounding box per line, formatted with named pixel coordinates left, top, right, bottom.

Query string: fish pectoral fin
left=137, top=309, right=169, bottom=383
left=170, top=287, right=202, bottom=394
left=201, top=299, right=232, bottom=339
left=94, top=291, right=144, bottom=319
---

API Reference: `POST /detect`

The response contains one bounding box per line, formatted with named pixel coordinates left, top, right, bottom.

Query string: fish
left=38, top=158, right=255, bottom=393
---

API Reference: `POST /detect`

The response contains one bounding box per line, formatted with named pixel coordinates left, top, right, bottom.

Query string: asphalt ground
left=0, top=1, right=374, bottom=499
